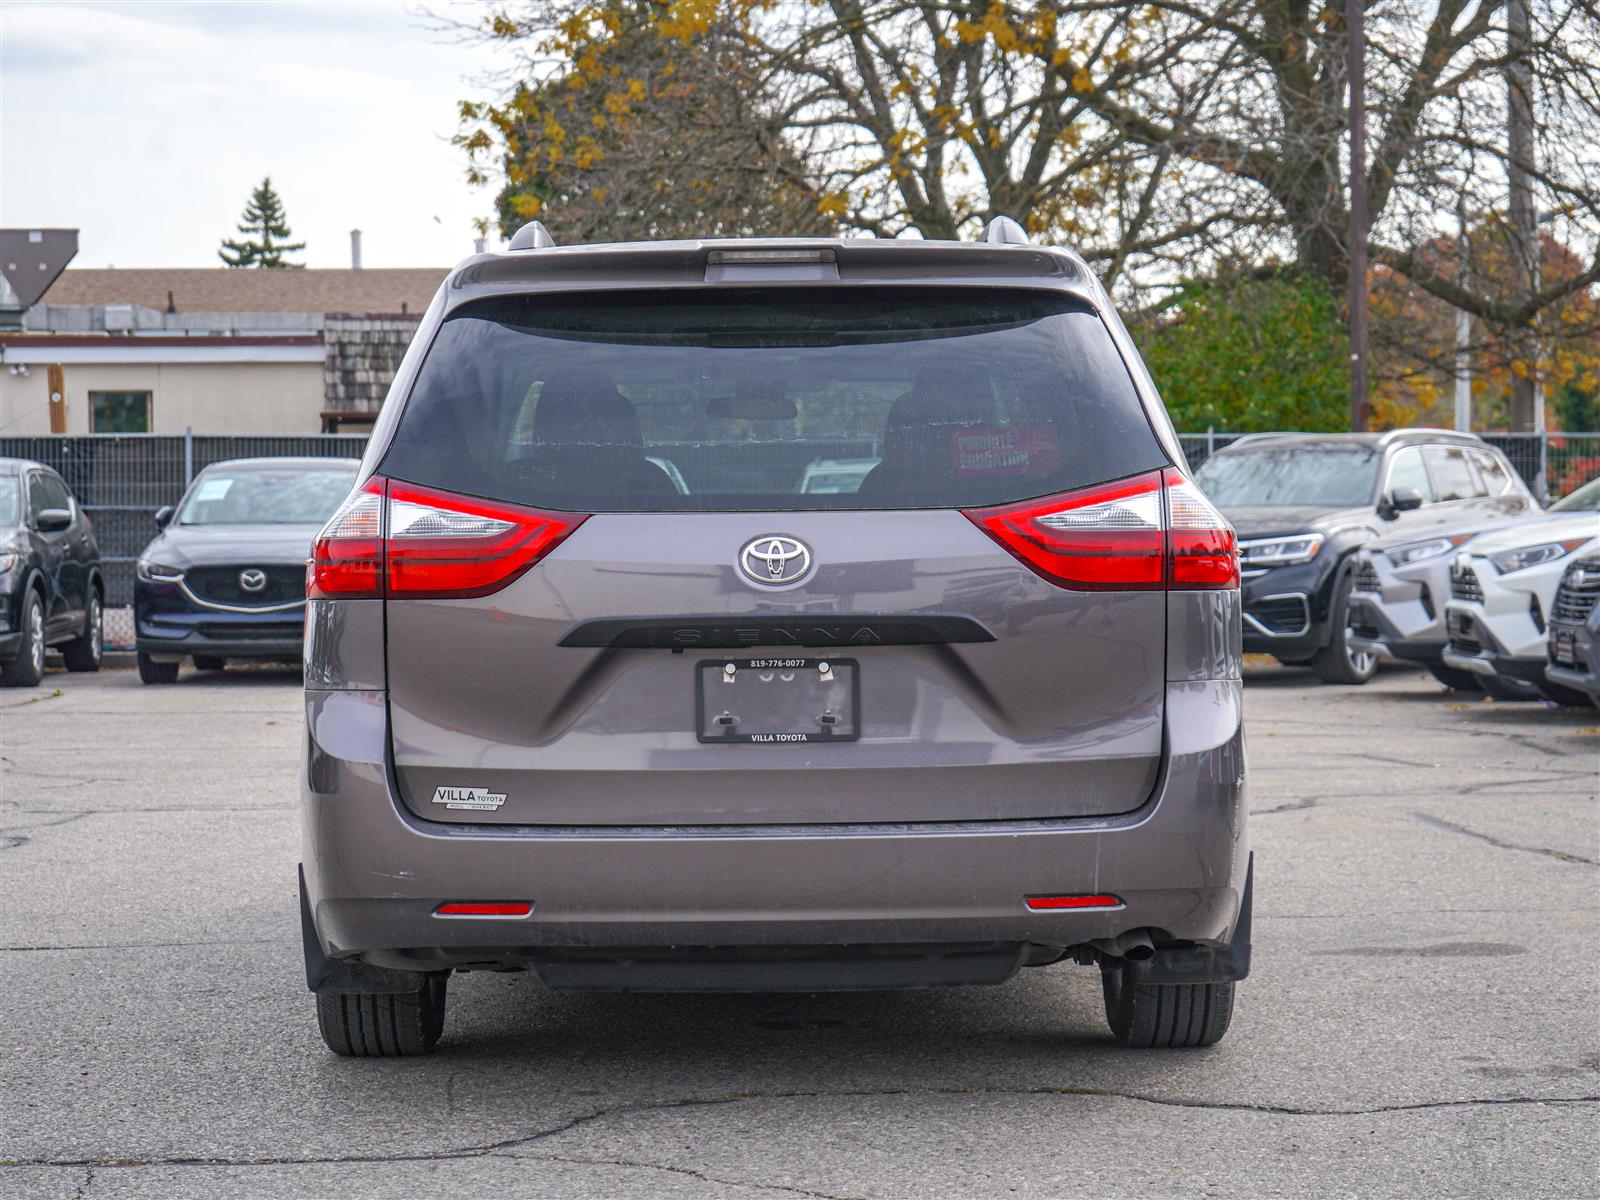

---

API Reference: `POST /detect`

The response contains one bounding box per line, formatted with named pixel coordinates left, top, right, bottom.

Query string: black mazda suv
left=134, top=457, right=358, bottom=683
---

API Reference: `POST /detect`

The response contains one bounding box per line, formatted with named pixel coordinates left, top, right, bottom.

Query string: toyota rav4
left=299, top=223, right=1251, bottom=1056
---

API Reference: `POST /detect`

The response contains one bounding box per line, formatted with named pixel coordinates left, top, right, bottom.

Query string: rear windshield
left=1194, top=446, right=1380, bottom=508
left=379, top=288, right=1166, bottom=511
left=178, top=465, right=358, bottom=525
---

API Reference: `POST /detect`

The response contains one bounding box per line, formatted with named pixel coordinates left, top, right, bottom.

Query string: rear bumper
left=300, top=679, right=1250, bottom=974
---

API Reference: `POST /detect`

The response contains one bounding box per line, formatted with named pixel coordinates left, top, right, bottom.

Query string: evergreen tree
left=218, top=177, right=306, bottom=268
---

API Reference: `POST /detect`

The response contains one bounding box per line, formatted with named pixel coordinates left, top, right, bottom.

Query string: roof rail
left=507, top=220, right=556, bottom=251
left=1376, top=426, right=1481, bottom=445
left=979, top=216, right=1030, bottom=246
left=1224, top=432, right=1294, bottom=448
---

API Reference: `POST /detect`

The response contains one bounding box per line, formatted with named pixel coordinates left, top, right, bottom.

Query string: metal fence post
left=183, top=426, right=194, bottom=487
left=1207, top=425, right=1215, bottom=459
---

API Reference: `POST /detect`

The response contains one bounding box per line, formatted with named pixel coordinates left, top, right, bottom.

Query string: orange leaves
left=816, top=192, right=850, bottom=218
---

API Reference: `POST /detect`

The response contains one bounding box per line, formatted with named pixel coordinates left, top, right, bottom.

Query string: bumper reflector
left=434, top=902, right=534, bottom=918
left=1025, top=894, right=1123, bottom=911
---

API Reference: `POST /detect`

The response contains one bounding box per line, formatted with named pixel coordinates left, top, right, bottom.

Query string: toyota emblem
left=238, top=568, right=268, bottom=594
left=738, top=535, right=812, bottom=586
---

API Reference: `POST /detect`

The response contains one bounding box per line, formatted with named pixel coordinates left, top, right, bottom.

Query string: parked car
left=299, top=228, right=1252, bottom=1056
left=134, top=457, right=359, bottom=684
left=0, top=457, right=104, bottom=686
left=1349, top=475, right=1599, bottom=695
left=1192, top=430, right=1537, bottom=684
left=1442, top=500, right=1600, bottom=707
left=1545, top=552, right=1600, bottom=707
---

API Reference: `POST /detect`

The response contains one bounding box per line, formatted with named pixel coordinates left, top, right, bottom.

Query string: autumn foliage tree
left=456, top=1, right=829, bottom=241
left=456, top=1, right=1600, bottom=429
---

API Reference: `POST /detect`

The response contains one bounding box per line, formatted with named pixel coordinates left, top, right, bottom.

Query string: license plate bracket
left=696, top=658, right=860, bottom=744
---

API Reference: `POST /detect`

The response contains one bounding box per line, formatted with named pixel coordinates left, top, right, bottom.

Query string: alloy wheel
left=28, top=605, right=44, bottom=676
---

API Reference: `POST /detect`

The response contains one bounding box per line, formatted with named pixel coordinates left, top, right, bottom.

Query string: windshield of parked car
left=1550, top=476, right=1600, bottom=512
left=0, top=477, right=18, bottom=525
left=379, top=288, right=1169, bottom=512
left=177, top=465, right=358, bottom=525
left=1193, top=445, right=1380, bottom=508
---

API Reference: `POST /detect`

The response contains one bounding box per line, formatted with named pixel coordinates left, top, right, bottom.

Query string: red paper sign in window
left=952, top=426, right=1061, bottom=478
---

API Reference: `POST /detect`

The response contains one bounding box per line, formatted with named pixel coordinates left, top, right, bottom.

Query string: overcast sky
left=2, top=1, right=508, bottom=268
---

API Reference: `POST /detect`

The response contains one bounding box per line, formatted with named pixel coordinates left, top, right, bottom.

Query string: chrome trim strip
left=1242, top=592, right=1311, bottom=638
left=177, top=577, right=306, bottom=614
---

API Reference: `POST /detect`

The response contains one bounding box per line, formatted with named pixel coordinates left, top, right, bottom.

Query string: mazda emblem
left=738, top=535, right=812, bottom=586
left=238, top=568, right=268, bottom=594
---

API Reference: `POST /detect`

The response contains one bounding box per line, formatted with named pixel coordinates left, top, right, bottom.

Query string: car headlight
left=1487, top=539, right=1587, bottom=575
left=0, top=553, right=17, bottom=573
left=1241, top=533, right=1324, bottom=567
left=136, top=559, right=185, bottom=583
left=1386, top=534, right=1469, bottom=567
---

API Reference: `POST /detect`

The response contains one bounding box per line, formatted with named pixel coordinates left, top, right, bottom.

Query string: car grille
left=1450, top=565, right=1484, bottom=603
left=196, top=621, right=304, bottom=641
left=1552, top=557, right=1600, bottom=625
left=1352, top=558, right=1381, bottom=593
left=1447, top=612, right=1482, bottom=656
left=184, top=565, right=305, bottom=607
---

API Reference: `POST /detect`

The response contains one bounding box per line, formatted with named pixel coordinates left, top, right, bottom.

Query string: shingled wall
left=320, top=313, right=422, bottom=429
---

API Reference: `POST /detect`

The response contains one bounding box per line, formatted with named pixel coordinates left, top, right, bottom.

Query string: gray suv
left=299, top=225, right=1251, bottom=1056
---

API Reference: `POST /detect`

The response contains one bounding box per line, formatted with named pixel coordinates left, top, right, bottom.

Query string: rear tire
left=1428, top=663, right=1482, bottom=692
left=1312, top=570, right=1378, bottom=685
left=316, top=974, right=449, bottom=1057
left=1102, top=965, right=1234, bottom=1048
left=61, top=592, right=103, bottom=673
left=137, top=652, right=180, bottom=685
left=2, top=591, right=46, bottom=687
left=193, top=655, right=226, bottom=671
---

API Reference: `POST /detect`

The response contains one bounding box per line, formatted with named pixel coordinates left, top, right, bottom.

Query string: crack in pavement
left=1254, top=797, right=1317, bottom=815
left=8, top=1086, right=1599, bottom=1175
left=0, top=812, right=88, bottom=851
left=1411, top=811, right=1599, bottom=865
left=533, top=1153, right=860, bottom=1199
left=1, top=938, right=281, bottom=953
left=2, top=805, right=294, bottom=816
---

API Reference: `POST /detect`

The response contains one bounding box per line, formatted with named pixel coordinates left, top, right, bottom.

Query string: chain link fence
left=0, top=433, right=369, bottom=648
left=3, top=430, right=1594, bottom=651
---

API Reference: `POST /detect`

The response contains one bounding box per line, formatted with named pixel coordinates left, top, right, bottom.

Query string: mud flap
left=1126, top=853, right=1253, bottom=985
left=300, top=865, right=433, bottom=995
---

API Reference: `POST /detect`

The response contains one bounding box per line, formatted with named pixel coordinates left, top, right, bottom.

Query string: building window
left=89, top=391, right=152, bottom=433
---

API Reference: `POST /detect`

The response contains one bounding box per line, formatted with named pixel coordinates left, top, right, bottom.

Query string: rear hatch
left=321, top=285, right=1227, bottom=826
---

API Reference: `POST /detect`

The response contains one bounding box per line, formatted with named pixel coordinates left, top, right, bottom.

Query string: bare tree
left=460, top=1, right=1600, bottom=422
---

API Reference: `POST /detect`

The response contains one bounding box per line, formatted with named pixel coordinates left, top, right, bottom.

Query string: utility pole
left=1454, top=202, right=1472, bottom=431
left=1506, top=0, right=1539, bottom=435
left=1347, top=0, right=1370, bottom=432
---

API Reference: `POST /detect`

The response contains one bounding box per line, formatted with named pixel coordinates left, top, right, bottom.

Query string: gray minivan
left=299, top=225, right=1251, bottom=1055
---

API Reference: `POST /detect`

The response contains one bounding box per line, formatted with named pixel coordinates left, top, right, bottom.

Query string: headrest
left=532, top=370, right=643, bottom=450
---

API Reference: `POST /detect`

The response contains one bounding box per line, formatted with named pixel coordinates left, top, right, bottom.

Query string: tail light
left=964, top=468, right=1237, bottom=591
left=309, top=476, right=586, bottom=600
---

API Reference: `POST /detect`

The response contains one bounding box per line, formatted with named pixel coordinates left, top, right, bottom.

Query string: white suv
left=1443, top=505, right=1600, bottom=705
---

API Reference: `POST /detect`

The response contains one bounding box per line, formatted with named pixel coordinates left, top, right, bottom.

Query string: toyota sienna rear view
left=299, top=230, right=1251, bottom=1056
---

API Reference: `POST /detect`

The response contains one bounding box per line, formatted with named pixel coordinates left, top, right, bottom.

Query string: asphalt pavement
left=1, top=661, right=1596, bottom=1199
